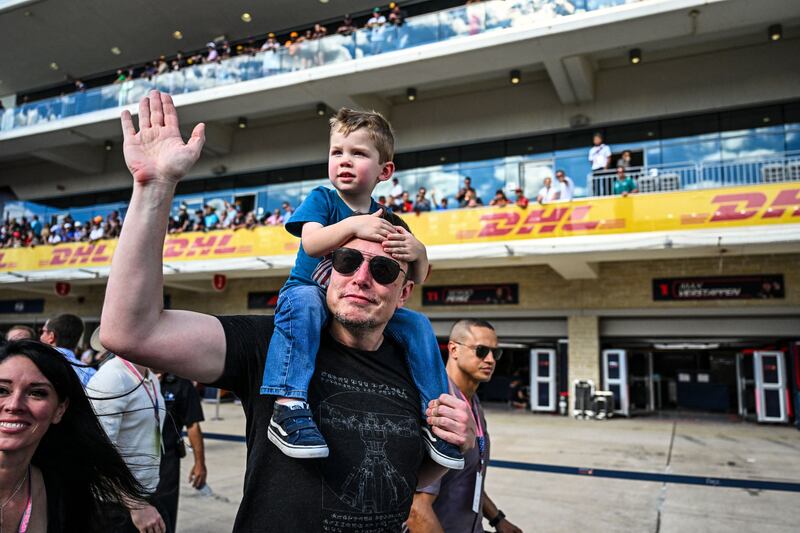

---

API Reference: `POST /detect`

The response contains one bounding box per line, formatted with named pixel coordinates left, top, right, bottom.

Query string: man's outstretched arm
left=101, top=90, right=226, bottom=383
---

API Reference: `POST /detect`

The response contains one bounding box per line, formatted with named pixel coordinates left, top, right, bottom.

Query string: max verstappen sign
left=653, top=275, right=785, bottom=301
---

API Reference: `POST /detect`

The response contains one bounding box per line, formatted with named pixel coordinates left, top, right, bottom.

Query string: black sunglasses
left=331, top=248, right=407, bottom=285
left=452, top=340, right=503, bottom=360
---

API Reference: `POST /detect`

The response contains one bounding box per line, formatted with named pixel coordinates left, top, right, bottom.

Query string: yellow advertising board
left=1, top=183, right=798, bottom=274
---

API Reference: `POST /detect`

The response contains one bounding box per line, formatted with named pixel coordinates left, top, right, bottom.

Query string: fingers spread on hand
left=162, top=93, right=179, bottom=129
left=187, top=123, right=206, bottom=157
left=139, top=96, right=151, bottom=129
left=120, top=110, right=136, bottom=138
left=149, top=90, right=164, bottom=127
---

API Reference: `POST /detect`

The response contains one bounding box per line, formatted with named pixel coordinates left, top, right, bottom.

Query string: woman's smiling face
left=0, top=355, right=67, bottom=453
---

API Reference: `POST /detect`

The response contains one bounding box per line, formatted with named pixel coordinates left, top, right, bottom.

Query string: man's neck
left=337, top=190, right=374, bottom=214
left=328, top=321, right=384, bottom=351
left=448, top=364, right=480, bottom=401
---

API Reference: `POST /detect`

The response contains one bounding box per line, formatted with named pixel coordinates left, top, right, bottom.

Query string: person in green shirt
left=612, top=166, right=639, bottom=196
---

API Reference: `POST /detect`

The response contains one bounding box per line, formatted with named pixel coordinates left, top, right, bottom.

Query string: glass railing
left=0, top=0, right=634, bottom=133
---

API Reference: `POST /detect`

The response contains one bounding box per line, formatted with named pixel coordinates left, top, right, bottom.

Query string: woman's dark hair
left=0, top=340, right=147, bottom=530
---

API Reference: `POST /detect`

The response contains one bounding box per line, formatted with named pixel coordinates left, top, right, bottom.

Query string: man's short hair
left=47, top=314, right=84, bottom=351
left=449, top=318, right=496, bottom=341
left=329, top=108, right=395, bottom=164
left=6, top=325, right=35, bottom=340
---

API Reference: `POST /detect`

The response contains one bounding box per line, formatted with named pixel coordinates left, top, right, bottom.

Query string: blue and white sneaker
left=422, top=424, right=465, bottom=470
left=268, top=401, right=329, bottom=459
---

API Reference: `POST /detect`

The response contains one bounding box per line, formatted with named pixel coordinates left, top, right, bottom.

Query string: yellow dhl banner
left=1, top=183, right=798, bottom=273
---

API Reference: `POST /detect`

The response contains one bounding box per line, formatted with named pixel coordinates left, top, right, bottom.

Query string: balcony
left=1, top=0, right=637, bottom=134
left=1, top=179, right=798, bottom=284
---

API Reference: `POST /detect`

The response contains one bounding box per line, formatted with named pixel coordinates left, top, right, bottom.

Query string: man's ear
left=447, top=341, right=458, bottom=361
left=396, top=278, right=414, bottom=308
left=378, top=161, right=395, bottom=184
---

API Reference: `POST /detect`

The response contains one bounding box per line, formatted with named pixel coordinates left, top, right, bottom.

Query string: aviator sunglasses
left=331, top=247, right=407, bottom=285
left=452, top=340, right=503, bottom=360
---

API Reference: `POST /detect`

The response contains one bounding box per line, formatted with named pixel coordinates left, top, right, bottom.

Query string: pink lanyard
left=17, top=465, right=31, bottom=533
left=120, top=359, right=160, bottom=425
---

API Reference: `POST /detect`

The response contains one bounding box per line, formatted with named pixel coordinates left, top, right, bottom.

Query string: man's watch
left=488, top=510, right=506, bottom=528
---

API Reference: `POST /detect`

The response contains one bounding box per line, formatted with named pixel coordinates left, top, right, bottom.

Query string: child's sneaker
left=268, top=401, right=329, bottom=459
left=421, top=423, right=465, bottom=470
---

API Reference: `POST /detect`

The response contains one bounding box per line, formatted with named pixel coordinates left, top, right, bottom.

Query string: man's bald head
left=449, top=319, right=495, bottom=344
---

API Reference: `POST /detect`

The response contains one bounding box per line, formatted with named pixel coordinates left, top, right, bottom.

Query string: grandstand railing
left=0, top=0, right=634, bottom=133
left=589, top=152, right=800, bottom=197
left=5, top=151, right=800, bottom=226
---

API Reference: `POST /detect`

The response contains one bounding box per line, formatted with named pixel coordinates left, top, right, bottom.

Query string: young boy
left=260, top=108, right=464, bottom=470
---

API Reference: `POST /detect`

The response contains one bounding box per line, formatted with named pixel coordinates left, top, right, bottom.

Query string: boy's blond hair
left=329, top=108, right=395, bottom=164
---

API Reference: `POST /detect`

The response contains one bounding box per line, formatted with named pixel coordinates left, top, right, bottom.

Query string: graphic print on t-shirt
left=317, top=370, right=423, bottom=532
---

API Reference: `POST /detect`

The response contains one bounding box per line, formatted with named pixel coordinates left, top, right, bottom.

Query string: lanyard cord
left=119, top=359, right=160, bottom=425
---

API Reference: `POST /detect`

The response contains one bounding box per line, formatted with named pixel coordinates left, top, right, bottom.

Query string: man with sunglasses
left=100, top=91, right=473, bottom=532
left=409, top=319, right=523, bottom=533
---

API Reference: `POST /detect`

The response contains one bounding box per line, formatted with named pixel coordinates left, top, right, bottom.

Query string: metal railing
left=0, top=0, right=634, bottom=133
left=589, top=152, right=800, bottom=197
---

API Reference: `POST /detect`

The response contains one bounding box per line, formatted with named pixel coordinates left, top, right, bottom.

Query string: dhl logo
left=163, top=234, right=245, bottom=258
left=682, top=188, right=800, bottom=224
left=39, top=244, right=113, bottom=267
left=475, top=205, right=625, bottom=238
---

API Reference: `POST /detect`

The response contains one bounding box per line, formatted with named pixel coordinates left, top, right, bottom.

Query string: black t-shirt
left=160, top=374, right=204, bottom=458
left=211, top=315, right=425, bottom=532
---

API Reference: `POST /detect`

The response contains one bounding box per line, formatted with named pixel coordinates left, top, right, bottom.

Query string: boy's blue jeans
left=260, top=284, right=448, bottom=415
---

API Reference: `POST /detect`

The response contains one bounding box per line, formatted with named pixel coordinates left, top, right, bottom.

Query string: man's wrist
left=488, top=509, right=505, bottom=528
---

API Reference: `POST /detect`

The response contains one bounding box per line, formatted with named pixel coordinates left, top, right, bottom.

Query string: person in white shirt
left=588, top=133, right=611, bottom=174
left=89, top=349, right=167, bottom=533
left=390, top=177, right=404, bottom=208
left=555, top=169, right=575, bottom=201
left=536, top=177, right=560, bottom=204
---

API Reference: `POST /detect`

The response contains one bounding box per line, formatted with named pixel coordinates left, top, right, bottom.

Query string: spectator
left=463, top=189, right=481, bottom=208
left=409, top=319, right=523, bottom=533
left=514, top=187, right=529, bottom=208
left=337, top=14, right=356, bottom=35
left=0, top=340, right=150, bottom=531
left=415, top=187, right=432, bottom=212
left=5, top=324, right=35, bottom=341
left=281, top=201, right=294, bottom=218
left=400, top=191, right=414, bottom=213
left=616, top=149, right=633, bottom=169
left=153, top=372, right=208, bottom=533
left=261, top=33, right=281, bottom=52
left=74, top=79, right=86, bottom=92
left=47, top=224, right=62, bottom=244
left=171, top=204, right=191, bottom=234
left=390, top=177, right=404, bottom=208
left=203, top=204, right=220, bottom=229
left=536, top=177, right=560, bottom=204
left=456, top=176, right=477, bottom=206
left=88, top=335, right=168, bottom=532
left=555, top=169, right=575, bottom=201
left=378, top=195, right=387, bottom=206
left=312, top=23, right=328, bottom=39
left=588, top=132, right=612, bottom=175
left=30, top=214, right=42, bottom=239
left=489, top=189, right=509, bottom=207
left=221, top=201, right=238, bottom=229
left=613, top=166, right=639, bottom=197
left=266, top=208, right=284, bottom=226
left=39, top=313, right=96, bottom=387
left=106, top=210, right=122, bottom=238
left=192, top=209, right=206, bottom=232
left=437, top=197, right=449, bottom=210
left=244, top=211, right=258, bottom=229
left=205, top=42, right=219, bottom=63
left=366, top=7, right=387, bottom=28
left=388, top=2, right=407, bottom=26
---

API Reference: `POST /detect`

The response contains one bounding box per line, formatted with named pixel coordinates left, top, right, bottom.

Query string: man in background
left=5, top=324, right=35, bottom=341
left=40, top=313, right=96, bottom=386
left=408, top=319, right=523, bottom=533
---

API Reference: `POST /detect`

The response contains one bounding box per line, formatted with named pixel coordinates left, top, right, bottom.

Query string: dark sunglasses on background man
left=451, top=340, right=503, bottom=360
left=331, top=247, right=407, bottom=285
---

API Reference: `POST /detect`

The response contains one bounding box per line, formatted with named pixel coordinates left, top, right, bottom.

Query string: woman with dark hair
left=0, top=340, right=147, bottom=532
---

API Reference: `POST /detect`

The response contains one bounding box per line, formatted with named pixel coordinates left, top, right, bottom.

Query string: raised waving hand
left=121, top=90, right=205, bottom=185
